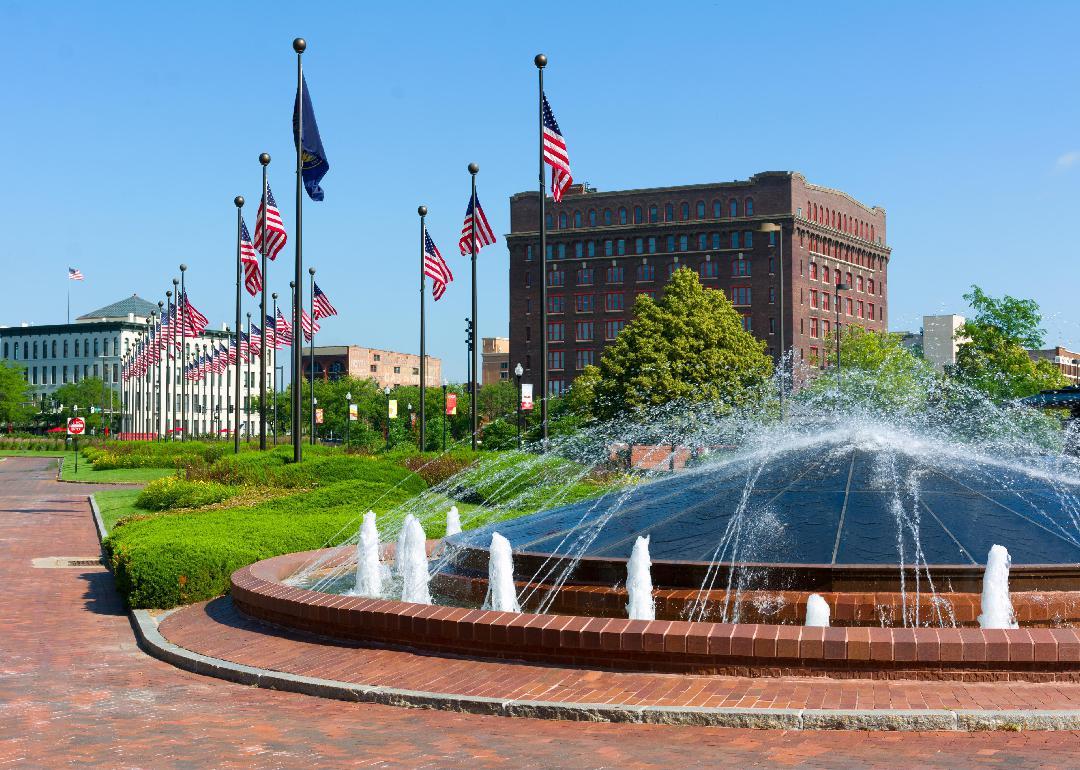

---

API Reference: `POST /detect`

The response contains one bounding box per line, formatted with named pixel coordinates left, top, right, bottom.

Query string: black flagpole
left=258, top=153, right=270, bottom=451
left=233, top=196, right=244, bottom=454
left=535, top=53, right=549, bottom=451
left=418, top=205, right=427, bottom=453
left=468, top=163, right=479, bottom=451
left=292, top=37, right=306, bottom=463
left=272, top=292, right=278, bottom=446
left=179, top=263, right=187, bottom=441
left=165, top=289, right=173, bottom=439
left=246, top=311, right=252, bottom=441
left=308, top=267, right=316, bottom=445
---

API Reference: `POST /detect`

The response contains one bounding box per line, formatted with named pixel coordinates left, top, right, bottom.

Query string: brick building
left=1028, top=346, right=1080, bottom=385
left=481, top=337, right=510, bottom=385
left=506, top=171, right=891, bottom=394
left=302, top=345, right=441, bottom=389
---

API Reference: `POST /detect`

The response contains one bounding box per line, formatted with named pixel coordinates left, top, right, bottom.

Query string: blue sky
left=2, top=1, right=1079, bottom=381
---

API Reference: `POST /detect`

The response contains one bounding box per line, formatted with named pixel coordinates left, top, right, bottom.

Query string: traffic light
left=465, top=318, right=474, bottom=350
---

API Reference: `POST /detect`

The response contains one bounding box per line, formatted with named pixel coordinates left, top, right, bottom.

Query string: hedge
left=135, top=477, right=237, bottom=511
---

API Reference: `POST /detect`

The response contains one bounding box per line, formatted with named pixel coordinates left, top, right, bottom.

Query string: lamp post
left=407, top=402, right=414, bottom=448
left=258, top=152, right=271, bottom=452
left=156, top=301, right=164, bottom=438
left=345, top=390, right=352, bottom=447
left=272, top=292, right=279, bottom=446
left=274, top=364, right=283, bottom=446
left=179, top=263, right=187, bottom=441
left=759, top=222, right=785, bottom=418
left=312, top=396, right=318, bottom=444
left=834, top=282, right=851, bottom=391
left=384, top=385, right=392, bottom=451
left=441, top=379, right=448, bottom=452
left=514, top=362, right=524, bottom=449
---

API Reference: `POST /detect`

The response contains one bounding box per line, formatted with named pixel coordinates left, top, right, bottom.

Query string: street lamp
left=312, top=396, right=318, bottom=444
left=834, top=282, right=851, bottom=391
left=384, top=385, right=392, bottom=450
left=441, top=379, right=448, bottom=452
left=345, top=390, right=352, bottom=447
left=759, top=222, right=785, bottom=418
left=514, top=362, right=524, bottom=449
left=407, top=402, right=414, bottom=449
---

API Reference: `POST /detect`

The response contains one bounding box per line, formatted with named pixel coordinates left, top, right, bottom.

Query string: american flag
left=227, top=338, right=238, bottom=365
left=180, top=293, right=209, bottom=336
left=250, top=324, right=263, bottom=358
left=312, top=282, right=338, bottom=319
left=275, top=308, right=293, bottom=346
left=67, top=267, right=84, bottom=281
left=265, top=314, right=279, bottom=349
left=239, top=217, right=262, bottom=297
left=300, top=308, right=320, bottom=342
left=542, top=92, right=573, bottom=202
left=423, top=232, right=453, bottom=301
left=237, top=330, right=250, bottom=362
left=458, top=192, right=496, bottom=255
left=254, top=182, right=288, bottom=261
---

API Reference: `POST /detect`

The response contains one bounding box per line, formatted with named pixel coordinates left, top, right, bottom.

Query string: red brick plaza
left=3, top=455, right=1080, bottom=769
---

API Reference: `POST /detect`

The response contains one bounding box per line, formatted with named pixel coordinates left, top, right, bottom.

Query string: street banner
left=315, top=408, right=324, bottom=425
left=388, top=400, right=398, bottom=419
left=348, top=403, right=358, bottom=421
left=521, top=383, right=534, bottom=411
left=446, top=393, right=457, bottom=415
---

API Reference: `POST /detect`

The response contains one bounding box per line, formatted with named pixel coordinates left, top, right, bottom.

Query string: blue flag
left=293, top=74, right=329, bottom=201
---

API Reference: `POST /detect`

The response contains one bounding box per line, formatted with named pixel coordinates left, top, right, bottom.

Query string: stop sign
left=67, top=417, right=86, bottom=436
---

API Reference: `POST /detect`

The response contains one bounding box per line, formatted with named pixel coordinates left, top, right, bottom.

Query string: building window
left=696, top=201, right=706, bottom=219
left=575, top=349, right=594, bottom=369
left=604, top=319, right=626, bottom=340
left=524, top=270, right=532, bottom=287
left=575, top=321, right=595, bottom=341
left=577, top=267, right=594, bottom=285
left=74, top=340, right=80, bottom=357
left=678, top=235, right=688, bottom=251
left=711, top=232, right=721, bottom=249
left=731, top=258, right=750, bottom=277
left=810, top=289, right=819, bottom=308
left=769, top=256, right=775, bottom=273
left=525, top=244, right=533, bottom=261
left=548, top=378, right=566, bottom=396
left=637, top=289, right=658, bottom=301
left=370, top=364, right=377, bottom=372
left=607, top=265, right=624, bottom=283
left=647, top=237, right=657, bottom=254
left=557, top=243, right=566, bottom=259
left=575, top=294, right=595, bottom=313
left=573, top=211, right=582, bottom=227
left=603, top=209, right=612, bottom=225
left=618, top=207, right=628, bottom=224
left=681, top=202, right=690, bottom=220
left=665, top=235, right=675, bottom=252
left=846, top=271, right=853, bottom=286
left=637, top=263, right=655, bottom=282
left=729, top=199, right=738, bottom=217
left=667, top=261, right=679, bottom=278
left=633, top=206, right=643, bottom=224
left=713, top=200, right=722, bottom=218
left=616, top=239, right=626, bottom=256
left=548, top=270, right=565, bottom=287
left=588, top=209, right=597, bottom=226
left=547, top=322, right=565, bottom=342
left=731, top=286, right=751, bottom=305
left=744, top=231, right=753, bottom=248
left=605, top=293, right=625, bottom=311
left=822, top=292, right=830, bottom=311
left=548, top=350, right=564, bottom=370
left=810, top=262, right=818, bottom=280
left=858, top=300, right=865, bottom=319
left=634, top=237, right=644, bottom=254
left=823, top=320, right=831, bottom=338
left=63, top=365, right=69, bottom=383
left=587, top=241, right=596, bottom=257
left=699, top=261, right=719, bottom=279
left=745, top=197, right=754, bottom=216
left=857, top=275, right=865, bottom=292
left=547, top=295, right=565, bottom=314
left=868, top=278, right=875, bottom=294
left=600, top=240, right=611, bottom=257
left=769, top=317, right=776, bottom=333
left=769, top=287, right=776, bottom=304
left=742, top=315, right=752, bottom=332
left=574, top=241, right=584, bottom=258
left=869, top=302, right=875, bottom=320
left=559, top=212, right=567, bottom=228
left=649, top=205, right=658, bottom=223
left=823, top=265, right=830, bottom=283
left=546, top=244, right=553, bottom=260
left=32, top=341, right=38, bottom=359
left=730, top=232, right=740, bottom=249
left=665, top=203, right=674, bottom=221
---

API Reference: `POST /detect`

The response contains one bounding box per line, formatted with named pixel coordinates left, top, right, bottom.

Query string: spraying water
left=978, top=544, right=1018, bottom=629
left=485, top=532, right=521, bottom=613
left=397, top=514, right=432, bottom=605
left=805, top=594, right=831, bottom=627
left=626, top=535, right=655, bottom=621
left=352, top=511, right=383, bottom=599
left=445, top=506, right=461, bottom=537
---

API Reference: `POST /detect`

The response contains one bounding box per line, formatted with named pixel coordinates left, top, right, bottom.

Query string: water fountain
left=445, top=506, right=461, bottom=537
left=352, top=511, right=383, bottom=599
left=978, top=544, right=1018, bottom=629
left=626, top=535, right=655, bottom=621
left=397, top=514, right=431, bottom=605
left=805, top=594, right=830, bottom=627
left=485, top=532, right=521, bottom=613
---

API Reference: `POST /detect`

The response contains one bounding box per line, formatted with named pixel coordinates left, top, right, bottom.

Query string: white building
left=0, top=294, right=273, bottom=437
left=922, top=314, right=965, bottom=372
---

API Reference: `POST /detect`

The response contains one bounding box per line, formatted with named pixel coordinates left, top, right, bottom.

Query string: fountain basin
left=231, top=548, right=1080, bottom=681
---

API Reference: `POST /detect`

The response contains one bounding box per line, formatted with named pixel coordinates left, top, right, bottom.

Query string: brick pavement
left=2, top=455, right=1080, bottom=769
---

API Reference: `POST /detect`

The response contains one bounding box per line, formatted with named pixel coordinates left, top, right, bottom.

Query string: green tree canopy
left=0, top=360, right=34, bottom=427
left=49, top=377, right=116, bottom=431
left=581, top=267, right=773, bottom=421
left=952, top=286, right=1067, bottom=401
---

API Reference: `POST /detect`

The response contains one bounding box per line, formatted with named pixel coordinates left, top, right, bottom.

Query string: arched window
left=574, top=211, right=582, bottom=227
left=618, top=207, right=627, bottom=224
left=711, top=232, right=721, bottom=249
left=713, top=200, right=722, bottom=218
left=696, top=201, right=706, bottom=218
left=587, top=241, right=596, bottom=257
left=603, top=209, right=612, bottom=225
left=633, top=206, right=643, bottom=224
left=588, top=209, right=597, bottom=226
left=731, top=232, right=740, bottom=249
left=678, top=235, right=688, bottom=251
left=680, top=202, right=690, bottom=220
left=731, top=258, right=751, bottom=277
left=665, top=203, right=674, bottom=221
left=699, top=260, right=719, bottom=278
left=546, top=213, right=553, bottom=228
left=729, top=199, right=738, bottom=217
left=649, top=205, right=658, bottom=223
left=558, top=212, right=567, bottom=228
left=871, top=225, right=876, bottom=241
left=745, top=197, right=754, bottom=216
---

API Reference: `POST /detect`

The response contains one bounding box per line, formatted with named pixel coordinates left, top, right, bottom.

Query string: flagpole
left=233, top=196, right=244, bottom=453
left=308, top=267, right=316, bottom=446
left=156, top=304, right=163, bottom=437
left=468, top=162, right=479, bottom=451
left=272, top=292, right=279, bottom=446
left=535, top=53, right=549, bottom=452
left=418, top=205, right=427, bottom=453
left=292, top=37, right=306, bottom=464
left=258, top=154, right=271, bottom=451
left=165, top=289, right=173, bottom=438
left=179, top=263, right=187, bottom=441
left=246, top=312, right=252, bottom=442
left=67, top=286, right=70, bottom=325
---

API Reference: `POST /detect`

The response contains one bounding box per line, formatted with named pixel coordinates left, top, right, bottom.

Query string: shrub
left=135, top=477, right=236, bottom=511
left=401, top=451, right=476, bottom=487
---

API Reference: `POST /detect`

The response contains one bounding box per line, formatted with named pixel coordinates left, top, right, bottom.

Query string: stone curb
left=88, top=495, right=1080, bottom=732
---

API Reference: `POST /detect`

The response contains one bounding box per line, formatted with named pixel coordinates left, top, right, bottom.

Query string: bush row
left=134, top=477, right=236, bottom=511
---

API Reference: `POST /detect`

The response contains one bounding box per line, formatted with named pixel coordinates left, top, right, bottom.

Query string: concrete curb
left=87, top=491, right=1080, bottom=731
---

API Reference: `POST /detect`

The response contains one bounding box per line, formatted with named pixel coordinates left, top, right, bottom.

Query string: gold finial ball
left=293, top=38, right=306, bottom=53
left=259, top=153, right=271, bottom=166
left=468, top=162, right=479, bottom=175
left=234, top=195, right=244, bottom=208
left=534, top=53, right=547, bottom=68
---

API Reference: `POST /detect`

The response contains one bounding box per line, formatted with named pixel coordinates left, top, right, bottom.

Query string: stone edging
left=84, top=495, right=1080, bottom=731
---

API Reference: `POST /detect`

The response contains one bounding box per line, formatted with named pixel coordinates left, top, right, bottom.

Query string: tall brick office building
left=506, top=171, right=891, bottom=394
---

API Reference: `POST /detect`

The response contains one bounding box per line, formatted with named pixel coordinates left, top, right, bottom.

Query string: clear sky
left=2, top=1, right=1079, bottom=381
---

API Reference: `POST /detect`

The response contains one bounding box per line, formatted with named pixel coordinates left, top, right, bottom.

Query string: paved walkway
left=162, top=598, right=1080, bottom=713
left=1, top=455, right=1079, bottom=769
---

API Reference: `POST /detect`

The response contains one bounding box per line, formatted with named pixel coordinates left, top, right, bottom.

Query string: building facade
left=1028, top=347, right=1080, bottom=385
left=302, top=345, right=441, bottom=389
left=0, top=294, right=272, bottom=437
left=481, top=337, right=510, bottom=384
left=506, top=171, right=891, bottom=394
left=922, top=314, right=966, bottom=372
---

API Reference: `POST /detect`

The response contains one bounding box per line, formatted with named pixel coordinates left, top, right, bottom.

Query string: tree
left=585, top=268, right=773, bottom=420
left=50, top=377, right=115, bottom=432
left=0, top=360, right=34, bottom=428
left=952, top=286, right=1068, bottom=401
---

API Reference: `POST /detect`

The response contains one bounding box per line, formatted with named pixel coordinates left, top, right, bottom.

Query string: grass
left=94, top=489, right=143, bottom=533
left=0, top=449, right=68, bottom=457
left=58, top=453, right=176, bottom=483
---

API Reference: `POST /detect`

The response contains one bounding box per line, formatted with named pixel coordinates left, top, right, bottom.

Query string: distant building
left=922, top=314, right=965, bottom=372
left=0, top=294, right=271, bottom=437
left=481, top=337, right=510, bottom=385
left=302, top=345, right=441, bottom=389
left=896, top=330, right=923, bottom=355
left=1028, top=347, right=1080, bottom=384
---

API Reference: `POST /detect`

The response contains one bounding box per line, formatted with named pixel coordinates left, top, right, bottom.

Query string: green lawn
left=58, top=453, right=176, bottom=483
left=94, top=489, right=143, bottom=533
left=0, top=449, right=68, bottom=457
